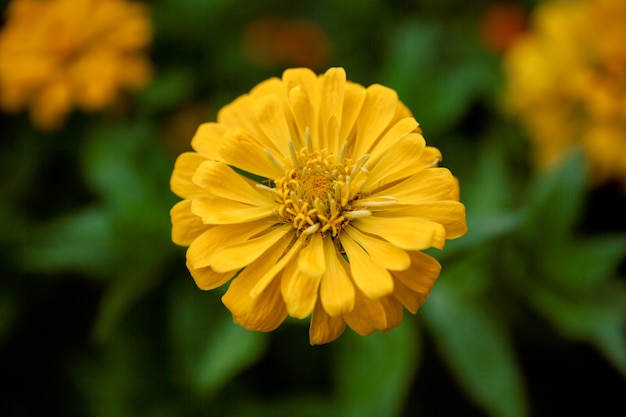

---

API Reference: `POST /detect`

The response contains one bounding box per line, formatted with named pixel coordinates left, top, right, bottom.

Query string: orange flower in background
left=479, top=2, right=527, bottom=53
left=0, top=0, right=152, bottom=130
left=242, top=17, right=330, bottom=70
left=505, top=0, right=626, bottom=185
left=170, top=67, right=466, bottom=344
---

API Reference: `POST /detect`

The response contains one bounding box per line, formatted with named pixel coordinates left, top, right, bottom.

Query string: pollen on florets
left=270, top=139, right=370, bottom=237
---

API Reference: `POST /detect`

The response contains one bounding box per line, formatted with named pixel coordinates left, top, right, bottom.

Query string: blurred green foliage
left=1, top=0, right=625, bottom=416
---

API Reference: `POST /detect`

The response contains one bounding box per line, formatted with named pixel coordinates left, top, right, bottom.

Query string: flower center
left=270, top=142, right=369, bottom=237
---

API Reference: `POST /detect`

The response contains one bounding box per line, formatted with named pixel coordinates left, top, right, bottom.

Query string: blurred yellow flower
left=170, top=67, right=466, bottom=345
left=0, top=0, right=152, bottom=130
left=505, top=0, right=626, bottom=185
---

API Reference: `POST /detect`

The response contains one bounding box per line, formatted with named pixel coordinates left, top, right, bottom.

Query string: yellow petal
left=225, top=270, right=287, bottom=332
left=250, top=77, right=299, bottom=144
left=351, top=84, right=398, bottom=158
left=219, top=128, right=286, bottom=179
left=378, top=296, right=404, bottom=331
left=343, top=225, right=410, bottom=271
left=392, top=279, right=426, bottom=314
left=191, top=197, right=274, bottom=224
left=343, top=289, right=387, bottom=335
left=309, top=300, right=346, bottom=345
left=217, top=94, right=272, bottom=148
left=320, top=237, right=355, bottom=317
left=339, top=232, right=394, bottom=299
left=186, top=219, right=275, bottom=269
left=250, top=233, right=307, bottom=297
left=417, top=146, right=442, bottom=169
left=210, top=225, right=293, bottom=273
left=282, top=67, right=320, bottom=108
left=361, top=133, right=426, bottom=193
left=253, top=94, right=291, bottom=158
left=186, top=260, right=236, bottom=291
left=192, top=160, right=274, bottom=206
left=380, top=201, right=467, bottom=239
left=288, top=85, right=315, bottom=150
left=317, top=67, right=345, bottom=151
left=339, top=82, right=367, bottom=142
left=353, top=215, right=447, bottom=250
left=297, top=232, right=325, bottom=276
left=191, top=122, right=228, bottom=161
left=367, top=117, right=420, bottom=163
left=371, top=167, right=458, bottom=204
left=391, top=251, right=441, bottom=294
left=281, top=258, right=321, bottom=319
left=222, top=237, right=293, bottom=331
left=170, top=200, right=208, bottom=246
left=170, top=152, right=208, bottom=198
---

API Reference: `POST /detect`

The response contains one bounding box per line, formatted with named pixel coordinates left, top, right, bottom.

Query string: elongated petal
left=353, top=215, right=447, bottom=250
left=378, top=296, right=404, bottom=331
left=217, top=94, right=269, bottom=142
left=339, top=82, right=367, bottom=142
left=417, top=146, right=442, bottom=169
left=219, top=128, right=286, bottom=179
left=392, top=251, right=441, bottom=294
left=343, top=289, right=387, bottom=335
left=343, top=225, right=410, bottom=271
left=226, top=272, right=287, bottom=332
left=250, top=233, right=307, bottom=297
left=340, top=232, right=394, bottom=299
left=191, top=122, right=228, bottom=161
left=192, top=160, right=274, bottom=206
left=371, top=167, right=458, bottom=203
left=170, top=200, right=208, bottom=246
left=222, top=237, right=293, bottom=331
left=288, top=85, right=315, bottom=149
left=367, top=117, right=420, bottom=163
left=320, top=237, right=355, bottom=317
left=317, top=67, right=345, bottom=151
left=297, top=232, right=325, bottom=275
left=191, top=197, right=274, bottom=224
left=210, top=225, right=293, bottom=273
left=379, top=202, right=467, bottom=239
left=170, top=152, right=208, bottom=198
left=282, top=67, right=320, bottom=106
left=392, top=279, right=427, bottom=314
left=309, top=300, right=346, bottom=345
left=186, top=260, right=237, bottom=291
left=362, top=133, right=426, bottom=193
left=186, top=220, right=276, bottom=269
left=253, top=94, right=291, bottom=157
left=281, top=258, right=321, bottom=319
left=352, top=84, right=398, bottom=158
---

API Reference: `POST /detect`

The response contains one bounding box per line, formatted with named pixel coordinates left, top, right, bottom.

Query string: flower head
left=0, top=0, right=152, bottom=130
left=170, top=67, right=466, bottom=344
left=505, top=0, right=626, bottom=185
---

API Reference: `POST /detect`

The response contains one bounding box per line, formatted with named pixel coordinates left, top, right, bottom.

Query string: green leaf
left=542, top=235, right=626, bottom=290
left=423, top=259, right=528, bottom=417
left=135, top=69, right=194, bottom=113
left=168, top=281, right=268, bottom=397
left=528, top=282, right=626, bottom=375
left=333, top=322, right=420, bottom=417
left=522, top=149, right=586, bottom=246
left=194, top=317, right=267, bottom=395
left=18, top=207, right=118, bottom=276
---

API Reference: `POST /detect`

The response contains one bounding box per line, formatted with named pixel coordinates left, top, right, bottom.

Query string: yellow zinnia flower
left=170, top=67, right=467, bottom=345
left=0, top=0, right=152, bottom=130
left=505, top=0, right=626, bottom=185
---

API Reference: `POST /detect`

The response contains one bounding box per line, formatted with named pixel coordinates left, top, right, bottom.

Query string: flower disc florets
left=270, top=137, right=370, bottom=237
